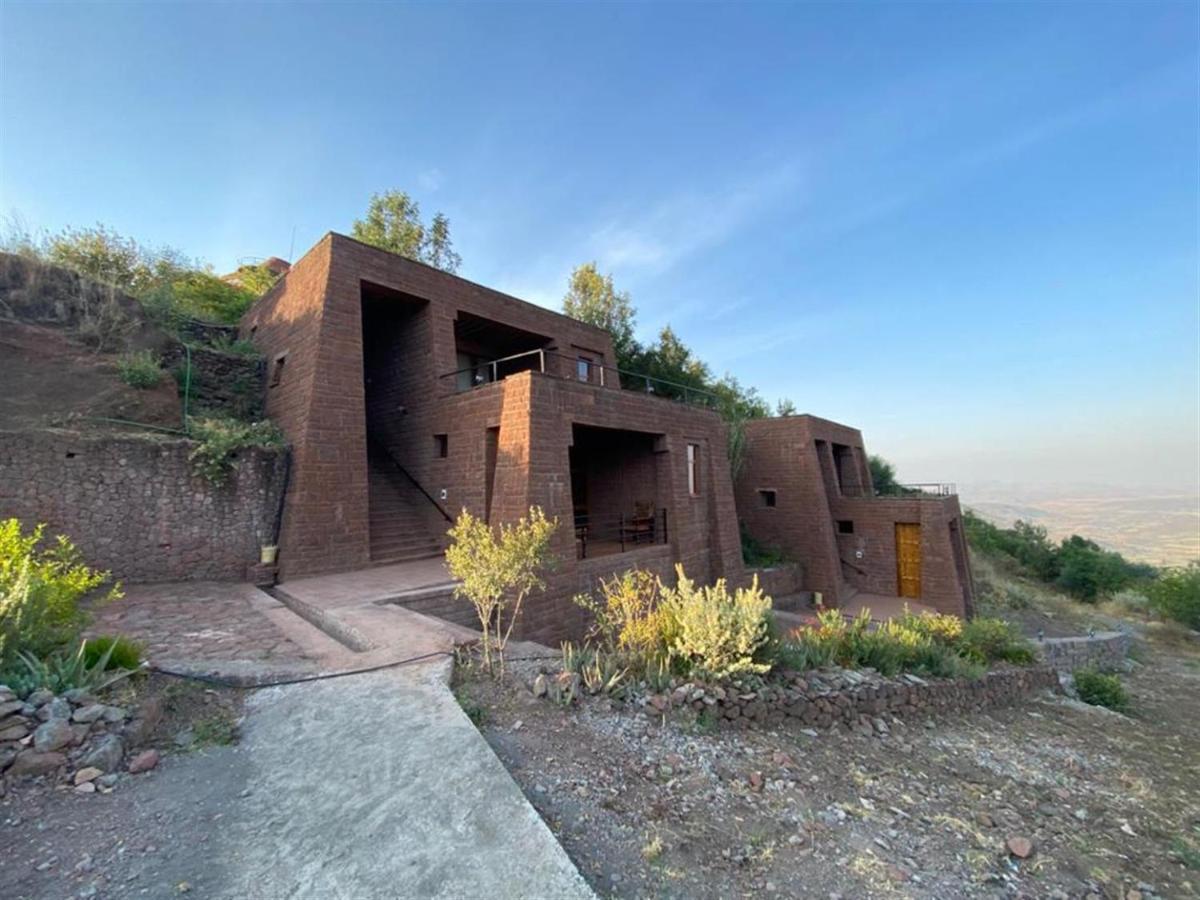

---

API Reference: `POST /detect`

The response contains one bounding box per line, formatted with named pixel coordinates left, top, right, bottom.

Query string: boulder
left=0, top=720, right=29, bottom=742
left=0, top=700, right=23, bottom=718
left=9, top=750, right=66, bottom=777
left=33, top=718, right=74, bottom=752
left=73, top=766, right=103, bottom=785
left=27, top=689, right=54, bottom=707
left=1006, top=836, right=1035, bottom=859
left=127, top=749, right=160, bottom=774
left=80, top=735, right=124, bottom=773
left=72, top=705, right=108, bottom=724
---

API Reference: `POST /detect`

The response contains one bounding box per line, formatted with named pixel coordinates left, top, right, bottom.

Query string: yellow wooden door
left=895, top=523, right=922, bottom=599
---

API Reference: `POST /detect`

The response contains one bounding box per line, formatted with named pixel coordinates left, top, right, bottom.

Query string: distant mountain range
left=960, top=482, right=1200, bottom=568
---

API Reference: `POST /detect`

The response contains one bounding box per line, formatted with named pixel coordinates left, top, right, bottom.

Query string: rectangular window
left=837, top=520, right=854, bottom=534
left=270, top=354, right=287, bottom=387
left=434, top=434, right=449, bottom=458
left=576, top=357, right=592, bottom=382
left=758, top=489, right=777, bottom=508
left=687, top=443, right=699, bottom=495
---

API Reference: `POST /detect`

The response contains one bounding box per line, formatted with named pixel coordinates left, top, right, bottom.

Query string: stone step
left=269, top=586, right=376, bottom=653
left=370, top=548, right=445, bottom=566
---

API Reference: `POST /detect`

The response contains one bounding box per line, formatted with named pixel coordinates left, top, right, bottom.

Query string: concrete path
left=210, top=659, right=592, bottom=900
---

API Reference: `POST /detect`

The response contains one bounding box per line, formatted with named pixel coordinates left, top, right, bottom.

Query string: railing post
left=599, top=365, right=605, bottom=387
left=539, top=349, right=545, bottom=373
left=491, top=361, right=498, bottom=384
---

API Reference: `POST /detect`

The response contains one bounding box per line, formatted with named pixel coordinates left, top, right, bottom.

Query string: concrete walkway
left=211, top=658, right=593, bottom=900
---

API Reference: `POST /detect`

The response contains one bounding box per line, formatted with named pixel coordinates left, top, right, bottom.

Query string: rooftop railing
left=439, top=348, right=720, bottom=408
left=843, top=482, right=957, bottom=499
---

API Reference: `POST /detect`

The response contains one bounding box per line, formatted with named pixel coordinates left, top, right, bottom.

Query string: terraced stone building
left=240, top=234, right=971, bottom=641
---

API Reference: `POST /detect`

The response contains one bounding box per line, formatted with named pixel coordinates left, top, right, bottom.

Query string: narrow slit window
left=270, top=354, right=287, bottom=387
left=687, top=443, right=699, bottom=495
left=758, top=489, right=777, bottom=508
left=434, top=434, right=449, bottom=458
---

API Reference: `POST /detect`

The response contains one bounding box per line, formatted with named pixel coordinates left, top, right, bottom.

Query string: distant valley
left=960, top=482, right=1200, bottom=568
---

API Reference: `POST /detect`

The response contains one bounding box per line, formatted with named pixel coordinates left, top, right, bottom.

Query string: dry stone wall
left=161, top=344, right=266, bottom=420
left=536, top=664, right=1060, bottom=734
left=0, top=428, right=287, bottom=582
left=1034, top=631, right=1131, bottom=673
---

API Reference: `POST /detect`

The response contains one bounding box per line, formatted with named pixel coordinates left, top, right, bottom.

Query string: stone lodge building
left=240, top=234, right=972, bottom=642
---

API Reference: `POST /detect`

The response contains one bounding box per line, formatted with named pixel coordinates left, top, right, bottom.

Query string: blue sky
left=3, top=2, right=1197, bottom=490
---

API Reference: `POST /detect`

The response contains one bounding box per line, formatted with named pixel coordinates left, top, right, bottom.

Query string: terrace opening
left=569, top=424, right=668, bottom=559
left=452, top=311, right=552, bottom=391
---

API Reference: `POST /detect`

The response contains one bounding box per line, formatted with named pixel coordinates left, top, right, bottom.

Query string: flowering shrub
left=661, top=566, right=773, bottom=680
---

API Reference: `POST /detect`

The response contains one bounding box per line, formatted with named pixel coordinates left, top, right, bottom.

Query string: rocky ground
left=456, top=630, right=1200, bottom=899
left=0, top=675, right=245, bottom=900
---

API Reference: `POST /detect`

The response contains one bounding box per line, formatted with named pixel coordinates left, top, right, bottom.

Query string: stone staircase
left=368, top=453, right=445, bottom=566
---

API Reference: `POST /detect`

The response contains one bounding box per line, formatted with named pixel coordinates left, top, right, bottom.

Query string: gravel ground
left=457, top=634, right=1200, bottom=899
left=0, top=677, right=248, bottom=900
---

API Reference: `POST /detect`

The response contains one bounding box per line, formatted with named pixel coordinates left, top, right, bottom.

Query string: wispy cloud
left=584, top=162, right=804, bottom=275
left=418, top=168, right=444, bottom=192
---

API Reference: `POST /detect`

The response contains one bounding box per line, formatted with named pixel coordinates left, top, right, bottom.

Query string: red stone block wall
left=736, top=415, right=972, bottom=617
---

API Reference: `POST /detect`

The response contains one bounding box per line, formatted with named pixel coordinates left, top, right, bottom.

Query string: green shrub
left=740, top=523, right=785, bottom=567
left=0, top=520, right=121, bottom=670
left=116, top=349, right=162, bottom=388
left=166, top=271, right=256, bottom=324
left=187, top=417, right=284, bottom=485
left=11, top=640, right=139, bottom=696
left=662, top=566, right=773, bottom=680
left=207, top=333, right=263, bottom=357
left=1144, top=563, right=1200, bottom=630
left=82, top=634, right=143, bottom=670
left=777, top=608, right=1000, bottom=680
left=446, top=506, right=558, bottom=675
left=958, top=617, right=1036, bottom=664
left=1073, top=668, right=1130, bottom=712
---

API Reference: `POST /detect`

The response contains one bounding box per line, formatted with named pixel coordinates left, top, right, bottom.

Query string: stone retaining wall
left=1035, top=631, right=1131, bottom=673
left=747, top=562, right=804, bottom=599
left=161, top=343, right=266, bottom=420
left=640, top=665, right=1061, bottom=732
left=0, top=428, right=287, bottom=582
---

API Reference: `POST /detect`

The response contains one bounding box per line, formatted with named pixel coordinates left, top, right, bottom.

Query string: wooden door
left=895, top=523, right=922, bottom=599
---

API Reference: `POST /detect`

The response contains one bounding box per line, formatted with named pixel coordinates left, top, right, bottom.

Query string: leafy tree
left=1144, top=562, right=1200, bottom=629
left=445, top=507, right=557, bottom=675
left=351, top=190, right=461, bottom=273
left=39, top=223, right=191, bottom=297
left=868, top=455, right=900, bottom=496
left=561, top=263, right=639, bottom=370
left=775, top=398, right=798, bottom=417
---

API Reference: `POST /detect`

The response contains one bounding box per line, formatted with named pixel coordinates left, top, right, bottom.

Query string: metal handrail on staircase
left=374, top=443, right=454, bottom=524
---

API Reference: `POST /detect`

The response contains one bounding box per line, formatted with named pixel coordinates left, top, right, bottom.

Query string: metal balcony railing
left=574, top=508, right=669, bottom=559
left=439, top=348, right=719, bottom=408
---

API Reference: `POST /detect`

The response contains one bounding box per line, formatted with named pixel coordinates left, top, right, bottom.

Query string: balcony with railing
left=439, top=348, right=719, bottom=408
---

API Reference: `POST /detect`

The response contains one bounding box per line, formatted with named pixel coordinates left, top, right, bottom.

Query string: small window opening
left=576, top=357, right=592, bottom=382
left=758, top=489, right=777, bottom=508
left=687, top=443, right=700, bottom=495
left=270, top=354, right=287, bottom=387
left=837, top=520, right=854, bottom=534
left=434, top=434, right=448, bottom=458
